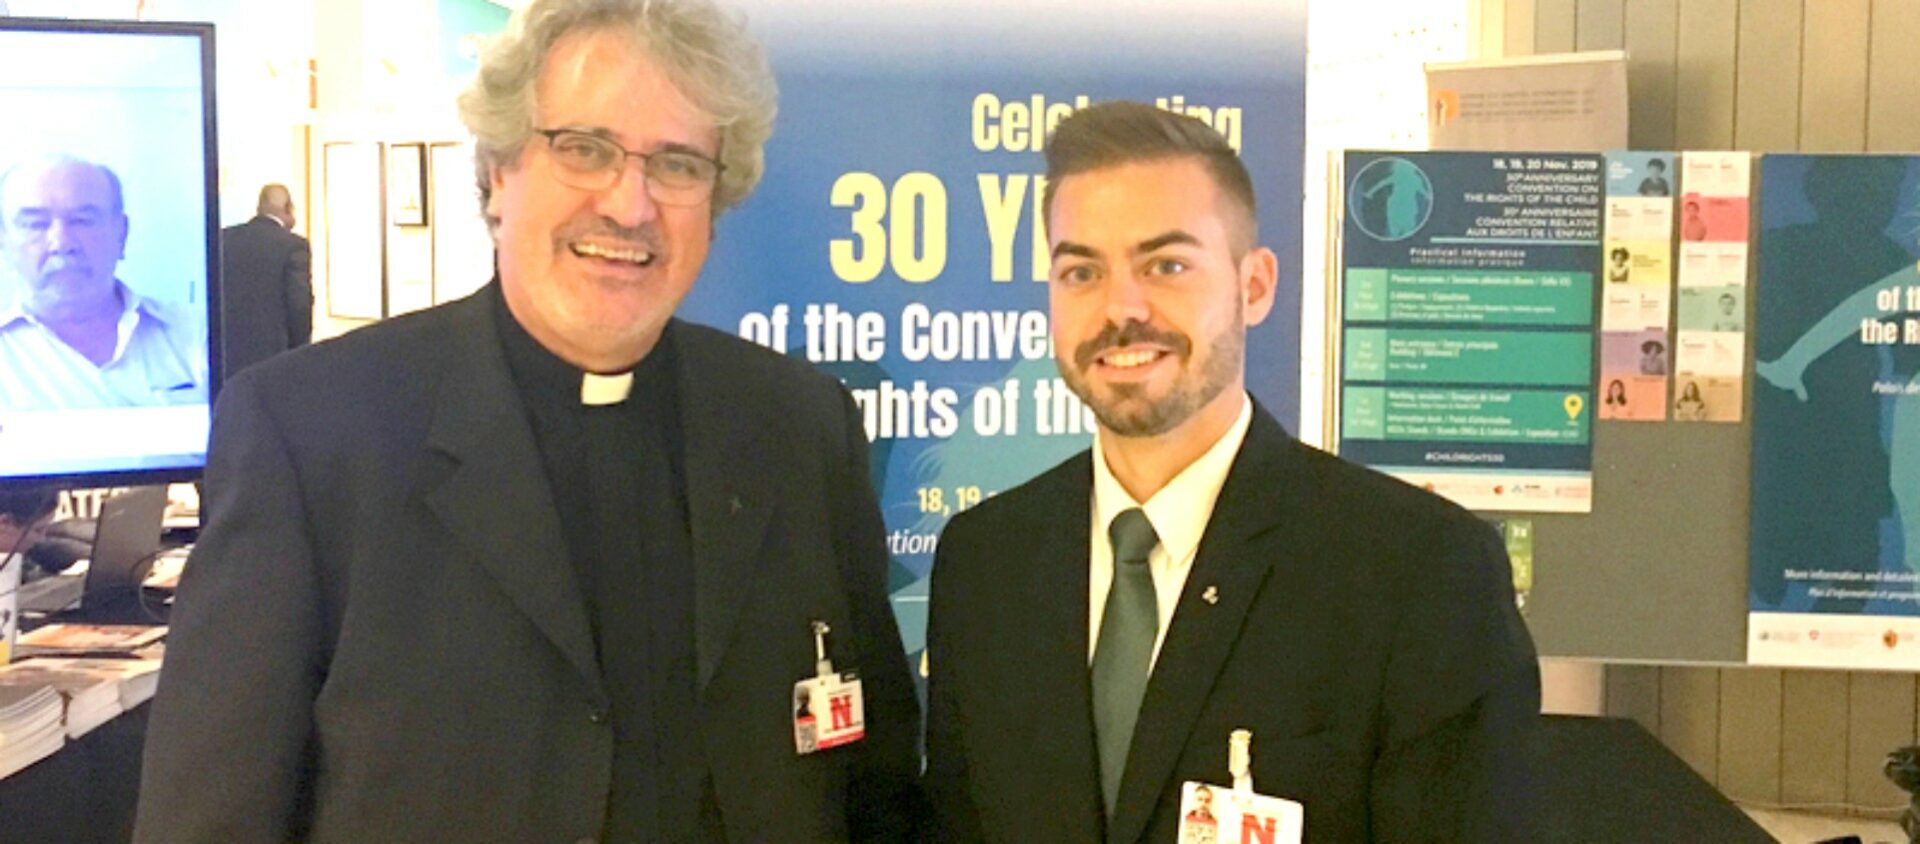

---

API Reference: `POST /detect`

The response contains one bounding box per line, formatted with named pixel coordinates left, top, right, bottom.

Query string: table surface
left=1538, top=714, right=1775, bottom=843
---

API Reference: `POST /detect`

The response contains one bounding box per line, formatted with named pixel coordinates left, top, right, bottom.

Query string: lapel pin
left=730, top=496, right=744, bottom=515
left=1202, top=585, right=1219, bottom=605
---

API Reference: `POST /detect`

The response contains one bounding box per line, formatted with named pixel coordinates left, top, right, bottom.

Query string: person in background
left=218, top=184, right=311, bottom=380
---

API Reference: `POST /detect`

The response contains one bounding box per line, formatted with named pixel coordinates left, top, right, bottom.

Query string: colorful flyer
left=1673, top=152, right=1752, bottom=422
left=1340, top=151, right=1599, bottom=513
left=1599, top=152, right=1677, bottom=421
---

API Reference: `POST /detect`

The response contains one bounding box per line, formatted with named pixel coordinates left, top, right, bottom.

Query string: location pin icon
left=1564, top=394, right=1584, bottom=420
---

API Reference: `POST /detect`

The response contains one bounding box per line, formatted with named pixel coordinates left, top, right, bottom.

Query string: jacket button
left=588, top=708, right=608, bottom=725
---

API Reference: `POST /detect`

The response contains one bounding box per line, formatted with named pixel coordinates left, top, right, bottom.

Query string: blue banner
left=671, top=3, right=1308, bottom=659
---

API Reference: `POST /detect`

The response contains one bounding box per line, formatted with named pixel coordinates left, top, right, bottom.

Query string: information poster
left=1749, top=155, right=1920, bottom=669
left=1338, top=151, right=1600, bottom=513
left=1598, top=152, right=1675, bottom=421
left=669, top=3, right=1308, bottom=663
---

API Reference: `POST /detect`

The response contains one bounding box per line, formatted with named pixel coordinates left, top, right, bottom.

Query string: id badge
left=792, top=672, right=865, bottom=754
left=1178, top=781, right=1303, bottom=844
left=793, top=620, right=865, bottom=755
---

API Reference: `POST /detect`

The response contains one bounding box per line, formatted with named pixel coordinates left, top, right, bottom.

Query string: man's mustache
left=556, top=216, right=663, bottom=252
left=1073, top=320, right=1190, bottom=369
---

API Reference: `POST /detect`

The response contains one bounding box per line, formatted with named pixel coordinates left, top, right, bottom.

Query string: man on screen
left=0, top=155, right=205, bottom=411
left=136, top=1, right=921, bottom=842
left=923, top=102, right=1540, bottom=841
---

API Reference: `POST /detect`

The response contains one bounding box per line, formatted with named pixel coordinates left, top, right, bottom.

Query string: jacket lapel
left=421, top=292, right=602, bottom=696
left=1008, top=457, right=1108, bottom=833
left=672, top=326, right=776, bottom=692
left=1106, top=410, right=1307, bottom=844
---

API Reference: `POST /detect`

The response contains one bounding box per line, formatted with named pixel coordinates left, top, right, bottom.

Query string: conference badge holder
left=1177, top=729, right=1304, bottom=844
left=793, top=620, right=865, bottom=755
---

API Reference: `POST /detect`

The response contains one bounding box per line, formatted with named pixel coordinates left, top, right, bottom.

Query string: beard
left=1058, top=309, right=1244, bottom=438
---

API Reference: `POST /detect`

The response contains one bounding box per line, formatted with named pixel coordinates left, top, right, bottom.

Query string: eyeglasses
left=533, top=128, right=723, bottom=206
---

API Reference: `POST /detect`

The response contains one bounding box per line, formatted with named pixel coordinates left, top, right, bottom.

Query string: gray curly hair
left=456, top=0, right=777, bottom=223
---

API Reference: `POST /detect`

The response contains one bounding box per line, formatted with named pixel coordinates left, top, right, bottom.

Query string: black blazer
left=218, top=216, right=312, bottom=380
left=135, top=288, right=922, bottom=842
left=924, top=407, right=1540, bottom=843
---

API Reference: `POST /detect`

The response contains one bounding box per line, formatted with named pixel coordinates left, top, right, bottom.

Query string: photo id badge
left=792, top=672, right=864, bottom=754
left=1179, top=781, right=1303, bottom=844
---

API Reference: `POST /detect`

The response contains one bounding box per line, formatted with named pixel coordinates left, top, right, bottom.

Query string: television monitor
left=0, top=17, right=220, bottom=488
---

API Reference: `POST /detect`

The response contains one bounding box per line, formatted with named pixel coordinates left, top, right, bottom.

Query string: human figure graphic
left=1758, top=260, right=1920, bottom=577
left=1363, top=159, right=1432, bottom=240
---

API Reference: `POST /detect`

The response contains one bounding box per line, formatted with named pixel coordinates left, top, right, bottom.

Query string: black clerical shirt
left=491, top=285, right=714, bottom=842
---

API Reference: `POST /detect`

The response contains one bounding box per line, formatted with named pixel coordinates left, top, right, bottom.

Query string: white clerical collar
left=580, top=371, right=634, bottom=406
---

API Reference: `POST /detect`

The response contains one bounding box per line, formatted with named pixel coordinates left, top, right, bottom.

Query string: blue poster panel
left=1338, top=151, right=1601, bottom=513
left=670, top=3, right=1308, bottom=661
left=1749, top=154, right=1920, bottom=668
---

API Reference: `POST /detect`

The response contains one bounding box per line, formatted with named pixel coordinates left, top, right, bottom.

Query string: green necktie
left=1091, top=507, right=1160, bottom=817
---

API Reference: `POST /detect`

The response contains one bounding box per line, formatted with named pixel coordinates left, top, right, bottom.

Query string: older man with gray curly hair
left=135, top=1, right=924, bottom=842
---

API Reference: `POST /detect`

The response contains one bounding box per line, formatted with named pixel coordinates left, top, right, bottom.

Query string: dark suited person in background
left=218, top=184, right=311, bottom=379
left=924, top=102, right=1540, bottom=843
left=136, top=1, right=921, bottom=841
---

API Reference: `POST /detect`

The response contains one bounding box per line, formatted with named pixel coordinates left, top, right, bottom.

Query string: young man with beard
left=923, top=101, right=1540, bottom=843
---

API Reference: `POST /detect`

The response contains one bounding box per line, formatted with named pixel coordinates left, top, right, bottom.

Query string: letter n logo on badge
left=1241, top=814, right=1277, bottom=844
left=830, top=693, right=854, bottom=730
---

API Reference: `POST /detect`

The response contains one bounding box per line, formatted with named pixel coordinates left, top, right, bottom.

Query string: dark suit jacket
left=219, top=215, right=312, bottom=379
left=925, top=406, right=1540, bottom=843
left=135, top=288, right=922, bottom=843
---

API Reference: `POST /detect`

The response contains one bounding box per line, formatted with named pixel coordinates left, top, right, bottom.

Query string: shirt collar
left=1092, top=393, right=1254, bottom=561
left=0, top=280, right=169, bottom=347
left=491, top=279, right=673, bottom=409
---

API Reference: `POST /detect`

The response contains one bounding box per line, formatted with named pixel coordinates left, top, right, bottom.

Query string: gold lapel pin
left=1202, top=585, right=1219, bottom=605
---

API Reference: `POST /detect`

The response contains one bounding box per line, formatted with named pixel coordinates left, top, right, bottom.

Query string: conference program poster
left=1338, top=151, right=1600, bottom=513
left=672, top=2, right=1308, bottom=663
left=1748, top=154, right=1920, bottom=669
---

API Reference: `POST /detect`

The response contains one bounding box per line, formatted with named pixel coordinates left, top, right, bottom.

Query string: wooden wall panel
left=1846, top=672, right=1915, bottom=814
left=1659, top=667, right=1722, bottom=783
left=1732, top=0, right=1803, bottom=151
left=1534, top=0, right=1578, bottom=53
left=1673, top=0, right=1738, bottom=149
left=1781, top=671, right=1851, bottom=805
left=1504, top=0, right=1539, bottom=57
left=1866, top=0, right=1920, bottom=151
left=1718, top=668, right=1784, bottom=804
left=1799, top=0, right=1872, bottom=152
left=1574, top=0, right=1625, bottom=49
left=1623, top=0, right=1679, bottom=150
left=1605, top=664, right=1661, bottom=734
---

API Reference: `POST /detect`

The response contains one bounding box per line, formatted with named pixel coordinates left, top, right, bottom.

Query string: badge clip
left=1229, top=729, right=1254, bottom=796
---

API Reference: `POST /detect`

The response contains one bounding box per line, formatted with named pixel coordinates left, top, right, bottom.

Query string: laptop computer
left=17, top=486, right=168, bottom=614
